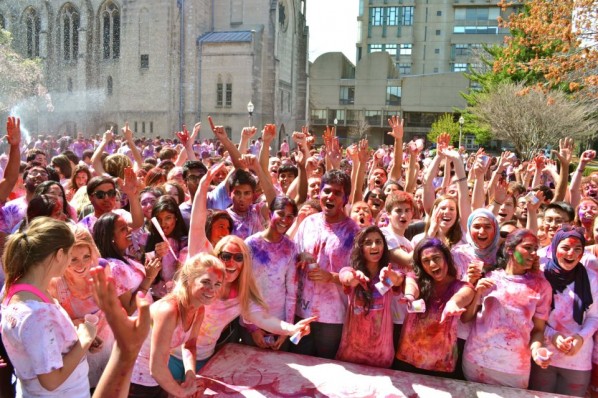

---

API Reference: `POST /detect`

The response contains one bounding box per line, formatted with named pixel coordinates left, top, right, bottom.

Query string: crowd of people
left=0, top=113, right=597, bottom=397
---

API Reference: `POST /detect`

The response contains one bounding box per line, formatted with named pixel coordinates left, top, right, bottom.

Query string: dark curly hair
left=412, top=237, right=456, bottom=304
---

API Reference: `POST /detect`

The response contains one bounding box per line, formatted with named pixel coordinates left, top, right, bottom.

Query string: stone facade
left=0, top=0, right=308, bottom=144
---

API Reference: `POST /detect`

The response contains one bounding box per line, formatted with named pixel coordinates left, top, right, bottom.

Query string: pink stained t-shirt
left=544, top=267, right=598, bottom=371
left=397, top=279, right=470, bottom=372
left=335, top=271, right=395, bottom=368
left=463, top=269, right=552, bottom=376
left=294, top=213, right=360, bottom=324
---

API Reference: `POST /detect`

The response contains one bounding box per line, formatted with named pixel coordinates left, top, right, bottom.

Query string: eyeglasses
left=218, top=251, right=244, bottom=263
left=28, top=170, right=48, bottom=178
left=92, top=189, right=117, bottom=199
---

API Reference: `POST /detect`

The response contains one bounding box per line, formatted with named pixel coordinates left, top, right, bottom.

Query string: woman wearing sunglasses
left=182, top=209, right=315, bottom=373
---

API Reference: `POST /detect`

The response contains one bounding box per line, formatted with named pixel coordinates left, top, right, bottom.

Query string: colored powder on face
left=514, top=251, right=525, bottom=265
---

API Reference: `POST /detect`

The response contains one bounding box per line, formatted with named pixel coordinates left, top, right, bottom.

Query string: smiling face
left=320, top=182, right=347, bottom=223
left=496, top=197, right=515, bottom=224
left=366, top=189, right=385, bottom=217
left=578, top=199, right=598, bottom=224
left=156, top=210, right=177, bottom=237
left=555, top=237, right=584, bottom=271
left=543, top=208, right=569, bottom=241
left=113, top=216, right=132, bottom=253
left=190, top=267, right=224, bottom=306
left=270, top=204, right=296, bottom=235
left=510, top=235, right=539, bottom=274
left=420, top=247, right=448, bottom=282
left=583, top=181, right=598, bottom=199
left=278, top=171, right=295, bottom=193
left=516, top=196, right=528, bottom=220
left=362, top=231, right=385, bottom=266
left=308, top=177, right=321, bottom=200
left=218, top=242, right=244, bottom=283
left=65, top=245, right=93, bottom=282
left=436, top=199, right=457, bottom=230
left=351, top=202, right=373, bottom=228
left=470, top=217, right=496, bottom=249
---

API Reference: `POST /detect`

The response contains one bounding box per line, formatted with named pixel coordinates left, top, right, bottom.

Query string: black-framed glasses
left=369, top=193, right=386, bottom=201
left=218, top=251, right=244, bottom=263
left=92, top=189, right=117, bottom=199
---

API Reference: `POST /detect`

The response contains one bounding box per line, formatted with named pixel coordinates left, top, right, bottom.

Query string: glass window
left=24, top=8, right=40, bottom=58
left=61, top=4, right=80, bottom=61
left=365, top=110, right=382, bottom=126
left=453, top=63, right=468, bottom=72
left=340, top=86, right=355, bottom=105
left=386, top=86, right=401, bottom=105
left=368, top=44, right=383, bottom=53
left=216, top=83, right=223, bottom=107
left=399, top=43, right=412, bottom=55
left=107, top=76, right=113, bottom=96
left=311, top=109, right=327, bottom=124
left=140, top=54, right=149, bottom=69
left=225, top=83, right=232, bottom=107
left=398, top=63, right=411, bottom=75
left=101, top=1, right=120, bottom=60
left=385, top=44, right=397, bottom=57
left=387, top=7, right=399, bottom=26
left=370, top=7, right=384, bottom=26
left=401, top=6, right=414, bottom=26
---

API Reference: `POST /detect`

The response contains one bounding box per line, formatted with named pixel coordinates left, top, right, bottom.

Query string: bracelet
left=455, top=176, right=467, bottom=183
left=404, top=293, right=415, bottom=299
left=492, top=199, right=504, bottom=206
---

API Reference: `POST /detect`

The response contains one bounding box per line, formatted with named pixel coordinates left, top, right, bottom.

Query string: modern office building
left=309, top=0, right=515, bottom=148
left=0, top=0, right=308, bottom=144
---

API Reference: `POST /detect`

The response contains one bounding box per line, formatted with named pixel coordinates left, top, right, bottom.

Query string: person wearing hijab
left=529, top=227, right=598, bottom=396
left=452, top=209, right=500, bottom=284
left=462, top=229, right=552, bottom=388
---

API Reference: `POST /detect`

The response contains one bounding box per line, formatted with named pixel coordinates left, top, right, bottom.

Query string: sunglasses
left=219, top=251, right=244, bottom=263
left=92, top=189, right=117, bottom=199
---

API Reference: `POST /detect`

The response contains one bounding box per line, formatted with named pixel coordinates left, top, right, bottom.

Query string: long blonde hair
left=70, top=224, right=100, bottom=265
left=169, top=253, right=225, bottom=308
left=213, top=235, right=267, bottom=315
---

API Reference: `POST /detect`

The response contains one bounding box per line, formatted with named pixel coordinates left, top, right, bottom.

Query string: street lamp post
left=458, top=116, right=465, bottom=151
left=247, top=101, right=254, bottom=127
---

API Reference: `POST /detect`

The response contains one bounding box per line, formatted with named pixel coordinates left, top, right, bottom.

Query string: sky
left=306, top=0, right=359, bottom=64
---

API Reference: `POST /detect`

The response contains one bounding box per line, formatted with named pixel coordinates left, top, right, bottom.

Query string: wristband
left=455, top=176, right=467, bottom=183
left=492, top=199, right=503, bottom=206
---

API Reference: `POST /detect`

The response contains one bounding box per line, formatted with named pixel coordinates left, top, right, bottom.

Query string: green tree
left=0, top=29, right=45, bottom=114
left=427, top=114, right=460, bottom=145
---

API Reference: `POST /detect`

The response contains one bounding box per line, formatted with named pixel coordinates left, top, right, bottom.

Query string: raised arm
left=570, top=150, right=596, bottom=209
left=404, top=145, right=420, bottom=194
left=350, top=139, right=369, bottom=204
left=0, top=117, right=22, bottom=203
left=175, top=123, right=200, bottom=165
left=91, top=129, right=113, bottom=176
left=442, top=148, right=471, bottom=230
left=387, top=116, right=404, bottom=181
left=551, top=137, right=573, bottom=203
left=239, top=126, right=257, bottom=155
left=121, top=167, right=144, bottom=230
left=122, top=122, right=143, bottom=171
left=208, top=116, right=244, bottom=169
left=188, top=162, right=227, bottom=257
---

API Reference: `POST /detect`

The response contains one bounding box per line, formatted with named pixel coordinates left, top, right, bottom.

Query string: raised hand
left=176, top=125, right=190, bottom=146
left=436, top=132, right=451, bottom=157
left=6, top=116, right=20, bottom=146
left=580, top=150, right=596, bottom=168
left=208, top=116, right=227, bottom=140
left=263, top=124, right=276, bottom=143
left=323, top=125, right=336, bottom=146
left=346, top=144, right=358, bottom=162
left=122, top=122, right=134, bottom=142
left=143, top=256, right=162, bottom=282
left=292, top=131, right=307, bottom=149
left=387, top=116, right=404, bottom=141
left=191, top=122, right=201, bottom=142
left=379, top=264, right=404, bottom=287
left=240, top=153, right=259, bottom=172
left=553, top=137, right=573, bottom=166
left=242, top=126, right=258, bottom=139
left=120, top=166, right=140, bottom=197
left=103, top=128, right=114, bottom=143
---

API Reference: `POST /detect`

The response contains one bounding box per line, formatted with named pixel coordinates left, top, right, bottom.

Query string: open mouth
left=561, top=257, right=577, bottom=267
left=429, top=267, right=442, bottom=277
left=225, top=267, right=237, bottom=274
left=324, top=203, right=335, bottom=210
left=498, top=212, right=507, bottom=219
left=374, top=179, right=382, bottom=186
